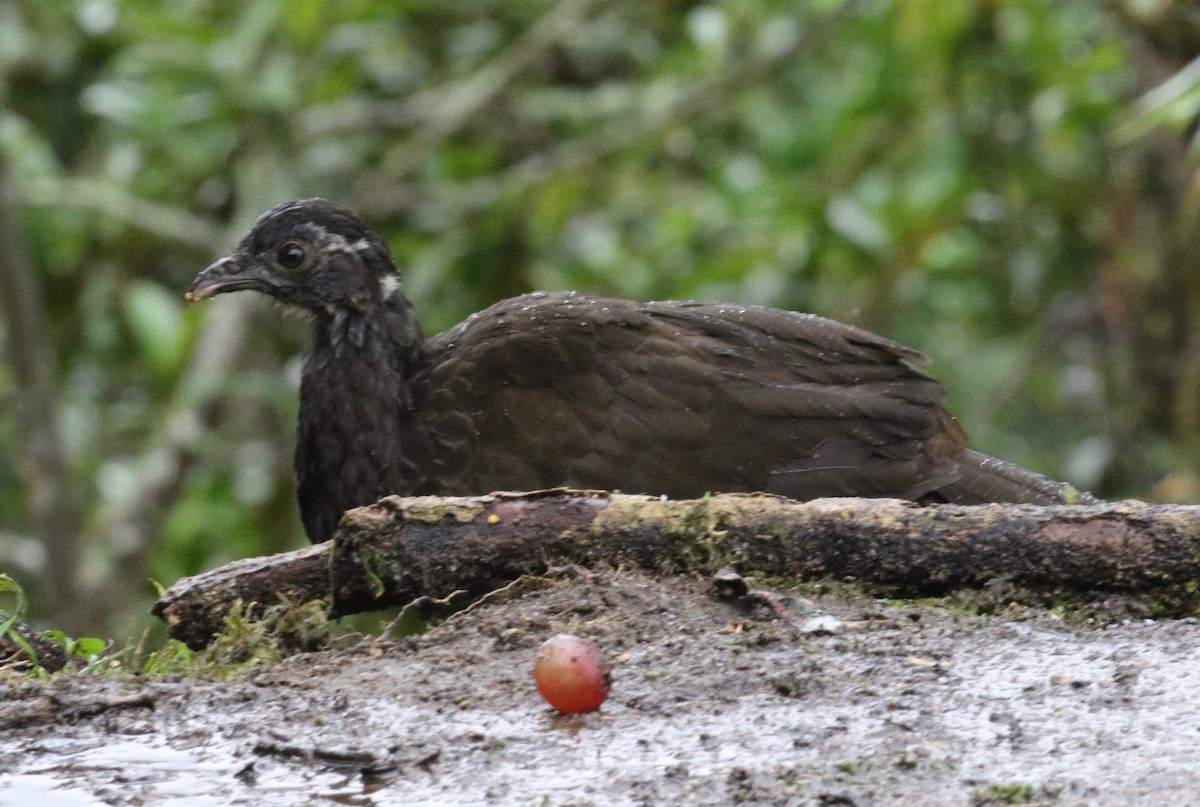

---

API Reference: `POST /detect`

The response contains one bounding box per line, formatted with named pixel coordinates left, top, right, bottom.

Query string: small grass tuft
left=0, top=574, right=117, bottom=679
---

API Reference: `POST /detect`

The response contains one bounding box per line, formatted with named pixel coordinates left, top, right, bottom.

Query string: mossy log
left=153, top=490, right=1200, bottom=649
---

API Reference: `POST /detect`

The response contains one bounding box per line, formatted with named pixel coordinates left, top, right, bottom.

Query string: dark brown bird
left=187, top=199, right=1094, bottom=542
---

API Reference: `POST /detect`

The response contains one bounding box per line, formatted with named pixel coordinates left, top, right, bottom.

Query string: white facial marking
left=320, top=229, right=353, bottom=253
left=379, top=274, right=400, bottom=297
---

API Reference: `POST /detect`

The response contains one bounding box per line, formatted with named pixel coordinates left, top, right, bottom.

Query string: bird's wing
left=417, top=292, right=967, bottom=500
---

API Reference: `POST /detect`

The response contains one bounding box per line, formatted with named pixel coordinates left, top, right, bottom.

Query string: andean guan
left=187, top=198, right=1096, bottom=543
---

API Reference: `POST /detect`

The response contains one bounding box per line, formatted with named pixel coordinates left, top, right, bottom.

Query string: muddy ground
left=2, top=569, right=1199, bottom=806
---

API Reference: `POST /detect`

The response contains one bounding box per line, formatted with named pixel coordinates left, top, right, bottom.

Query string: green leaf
left=1113, top=55, right=1200, bottom=145
left=0, top=574, right=28, bottom=619
left=70, top=637, right=110, bottom=658
left=123, top=280, right=187, bottom=376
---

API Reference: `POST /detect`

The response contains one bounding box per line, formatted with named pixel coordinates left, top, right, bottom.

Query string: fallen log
left=153, top=490, right=1200, bottom=649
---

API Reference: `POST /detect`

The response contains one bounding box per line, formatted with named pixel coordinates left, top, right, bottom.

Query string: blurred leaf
left=1113, top=54, right=1200, bottom=146
left=69, top=636, right=110, bottom=657
left=123, top=280, right=187, bottom=376
left=0, top=573, right=22, bottom=594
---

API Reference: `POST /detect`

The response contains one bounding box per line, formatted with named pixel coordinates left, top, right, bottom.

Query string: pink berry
left=533, top=634, right=610, bottom=713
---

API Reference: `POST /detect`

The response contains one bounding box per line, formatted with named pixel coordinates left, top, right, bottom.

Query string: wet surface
left=3, top=571, right=1200, bottom=805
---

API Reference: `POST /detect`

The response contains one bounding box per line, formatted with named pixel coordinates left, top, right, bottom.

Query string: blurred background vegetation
left=3, top=0, right=1200, bottom=638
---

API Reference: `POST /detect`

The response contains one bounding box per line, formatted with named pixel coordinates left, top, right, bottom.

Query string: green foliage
left=0, top=573, right=30, bottom=645
left=140, top=638, right=198, bottom=676
left=971, top=781, right=1053, bottom=806
left=1116, top=56, right=1200, bottom=148
left=122, top=280, right=189, bottom=377
left=1, top=0, right=1199, bottom=639
left=0, top=573, right=26, bottom=609
left=0, top=573, right=115, bottom=678
left=153, top=599, right=332, bottom=680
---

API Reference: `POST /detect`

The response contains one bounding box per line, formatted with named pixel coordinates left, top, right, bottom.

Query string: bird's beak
left=185, top=255, right=274, bottom=301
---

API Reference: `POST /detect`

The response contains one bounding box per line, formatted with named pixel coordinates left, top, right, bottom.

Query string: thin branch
left=18, top=177, right=223, bottom=249
left=300, top=0, right=604, bottom=140
left=355, top=29, right=805, bottom=218
left=100, top=294, right=260, bottom=581
left=0, top=158, right=86, bottom=629
left=407, top=0, right=605, bottom=150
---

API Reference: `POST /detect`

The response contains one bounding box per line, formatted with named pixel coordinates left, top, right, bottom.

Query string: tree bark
left=154, top=490, right=1200, bottom=649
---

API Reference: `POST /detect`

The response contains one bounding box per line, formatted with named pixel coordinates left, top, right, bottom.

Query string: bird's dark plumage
left=188, top=199, right=1094, bottom=542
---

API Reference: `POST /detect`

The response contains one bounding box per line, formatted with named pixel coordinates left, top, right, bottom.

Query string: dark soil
left=3, top=569, right=1200, bottom=806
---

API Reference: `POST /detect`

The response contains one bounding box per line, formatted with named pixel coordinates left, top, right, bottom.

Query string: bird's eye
left=277, top=243, right=306, bottom=269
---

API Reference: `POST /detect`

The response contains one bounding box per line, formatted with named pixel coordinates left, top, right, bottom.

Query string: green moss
left=141, top=598, right=333, bottom=681
left=360, top=549, right=390, bottom=599
left=833, top=759, right=868, bottom=775
left=970, top=782, right=1046, bottom=805
left=401, top=500, right=487, bottom=524
left=660, top=498, right=725, bottom=572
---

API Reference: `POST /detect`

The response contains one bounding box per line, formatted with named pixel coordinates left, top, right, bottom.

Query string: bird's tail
left=933, top=449, right=1099, bottom=506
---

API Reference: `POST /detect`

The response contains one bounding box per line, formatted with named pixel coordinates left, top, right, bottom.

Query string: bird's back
left=415, top=291, right=967, bottom=502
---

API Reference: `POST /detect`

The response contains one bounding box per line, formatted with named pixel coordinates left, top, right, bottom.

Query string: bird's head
left=186, top=199, right=401, bottom=315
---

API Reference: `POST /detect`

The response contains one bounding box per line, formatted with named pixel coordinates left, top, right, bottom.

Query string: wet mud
left=3, top=570, right=1200, bottom=806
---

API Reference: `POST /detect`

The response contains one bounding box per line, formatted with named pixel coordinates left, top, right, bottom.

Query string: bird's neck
left=304, top=295, right=426, bottom=431
left=311, top=295, right=424, bottom=374
left=297, top=294, right=430, bottom=539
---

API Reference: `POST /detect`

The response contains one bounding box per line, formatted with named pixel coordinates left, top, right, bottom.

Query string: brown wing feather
left=415, top=291, right=967, bottom=500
